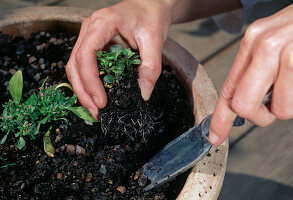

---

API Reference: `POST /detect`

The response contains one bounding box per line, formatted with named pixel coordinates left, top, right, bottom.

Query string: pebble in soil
left=0, top=31, right=194, bottom=199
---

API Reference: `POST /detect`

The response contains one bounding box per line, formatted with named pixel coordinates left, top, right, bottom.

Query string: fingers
left=272, top=41, right=293, bottom=119
left=76, top=11, right=117, bottom=109
left=66, top=18, right=99, bottom=119
left=208, top=27, right=256, bottom=145
left=209, top=15, right=288, bottom=145
left=136, top=31, right=164, bottom=101
left=209, top=10, right=293, bottom=145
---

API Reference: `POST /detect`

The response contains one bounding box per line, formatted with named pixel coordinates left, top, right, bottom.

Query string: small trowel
left=142, top=114, right=244, bottom=191
left=142, top=91, right=272, bottom=191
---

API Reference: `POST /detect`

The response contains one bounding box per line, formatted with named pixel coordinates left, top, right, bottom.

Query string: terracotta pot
left=0, top=6, right=228, bottom=199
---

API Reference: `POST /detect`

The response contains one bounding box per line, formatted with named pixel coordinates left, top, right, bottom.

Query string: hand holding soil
left=65, top=0, right=173, bottom=120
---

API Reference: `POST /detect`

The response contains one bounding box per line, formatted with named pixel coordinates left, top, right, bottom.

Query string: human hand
left=66, top=0, right=174, bottom=119
left=209, top=4, right=293, bottom=145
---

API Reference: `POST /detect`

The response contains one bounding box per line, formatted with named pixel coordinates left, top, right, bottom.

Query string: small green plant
left=0, top=70, right=97, bottom=156
left=0, top=157, right=15, bottom=169
left=95, top=45, right=141, bottom=88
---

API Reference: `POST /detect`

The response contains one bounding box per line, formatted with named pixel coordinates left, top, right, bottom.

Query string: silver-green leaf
left=9, top=70, right=23, bottom=105
left=103, top=75, right=115, bottom=84
left=25, top=93, right=38, bottom=106
left=17, top=137, right=25, bottom=150
left=130, top=59, right=141, bottom=65
left=67, top=106, right=98, bottom=123
left=0, top=133, right=9, bottom=144
left=43, top=127, right=55, bottom=158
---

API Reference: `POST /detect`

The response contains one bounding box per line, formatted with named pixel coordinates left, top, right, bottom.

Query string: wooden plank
left=0, top=0, right=62, bottom=10
left=169, top=19, right=243, bottom=62
left=56, top=0, right=120, bottom=9
left=219, top=119, right=293, bottom=200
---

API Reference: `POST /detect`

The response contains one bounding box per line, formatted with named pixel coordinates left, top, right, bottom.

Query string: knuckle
left=75, top=48, right=87, bottom=65
left=81, top=18, right=88, bottom=27
left=244, top=20, right=263, bottom=42
left=240, top=37, right=249, bottom=51
left=90, top=8, right=116, bottom=26
left=91, top=8, right=110, bottom=19
left=65, top=63, right=72, bottom=74
left=258, top=32, right=278, bottom=50
left=140, top=29, right=164, bottom=44
left=220, top=79, right=234, bottom=101
left=231, top=98, right=252, bottom=118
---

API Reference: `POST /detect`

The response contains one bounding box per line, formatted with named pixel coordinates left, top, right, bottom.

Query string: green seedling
left=95, top=45, right=141, bottom=88
left=0, top=70, right=97, bottom=157
left=0, top=157, right=15, bottom=169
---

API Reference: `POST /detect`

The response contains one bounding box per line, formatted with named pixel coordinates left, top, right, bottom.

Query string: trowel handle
left=201, top=90, right=273, bottom=138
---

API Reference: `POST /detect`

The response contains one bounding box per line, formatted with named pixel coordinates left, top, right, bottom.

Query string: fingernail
left=93, top=96, right=100, bottom=107
left=208, top=130, right=221, bottom=145
left=139, top=79, right=153, bottom=101
left=88, top=108, right=97, bottom=120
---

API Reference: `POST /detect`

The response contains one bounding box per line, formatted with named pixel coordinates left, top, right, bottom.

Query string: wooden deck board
left=219, top=119, right=293, bottom=200
left=169, top=20, right=243, bottom=62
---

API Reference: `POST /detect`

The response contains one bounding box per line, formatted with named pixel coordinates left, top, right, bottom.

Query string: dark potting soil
left=0, top=31, right=194, bottom=200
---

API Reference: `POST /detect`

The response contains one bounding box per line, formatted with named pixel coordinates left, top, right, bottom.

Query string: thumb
left=136, top=33, right=164, bottom=101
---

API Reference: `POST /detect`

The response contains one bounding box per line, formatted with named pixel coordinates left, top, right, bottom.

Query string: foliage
left=0, top=157, right=15, bottom=169
left=95, top=45, right=141, bottom=88
left=0, top=70, right=97, bottom=153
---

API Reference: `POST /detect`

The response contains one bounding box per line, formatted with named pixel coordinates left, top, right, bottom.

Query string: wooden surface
left=1, top=1, right=293, bottom=199
left=219, top=119, right=293, bottom=200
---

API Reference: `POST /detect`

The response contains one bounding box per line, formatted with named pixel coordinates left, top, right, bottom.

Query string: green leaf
left=56, top=117, right=68, bottom=123
left=40, top=114, right=50, bottom=124
left=114, top=50, right=124, bottom=60
left=67, top=106, right=98, bottom=123
left=103, top=75, right=115, bottom=84
left=68, top=94, right=77, bottom=105
left=109, top=45, right=123, bottom=53
left=9, top=70, right=23, bottom=105
left=2, top=108, right=7, bottom=117
left=112, top=69, right=123, bottom=74
left=43, top=127, right=55, bottom=158
left=115, top=63, right=125, bottom=72
left=34, top=123, right=41, bottom=136
left=121, top=49, right=132, bottom=57
left=0, top=133, right=9, bottom=144
left=95, top=51, right=104, bottom=57
left=41, top=77, right=49, bottom=90
left=25, top=93, right=38, bottom=106
left=130, top=59, right=141, bottom=65
left=105, top=54, right=115, bottom=61
left=14, top=131, right=21, bottom=138
left=17, top=137, right=25, bottom=150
